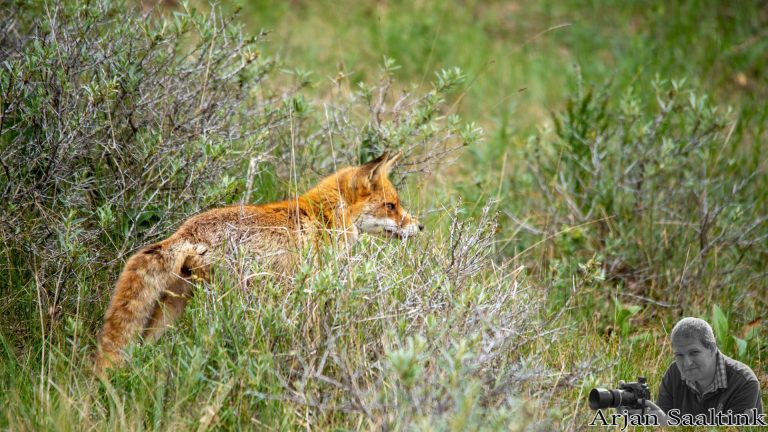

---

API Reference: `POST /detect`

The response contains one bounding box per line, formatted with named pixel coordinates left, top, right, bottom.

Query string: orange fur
left=95, top=153, right=421, bottom=373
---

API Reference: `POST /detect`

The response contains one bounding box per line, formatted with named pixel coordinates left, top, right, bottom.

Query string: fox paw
left=94, top=348, right=122, bottom=377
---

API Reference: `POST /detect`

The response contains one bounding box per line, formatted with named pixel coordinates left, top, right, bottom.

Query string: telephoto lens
left=588, top=388, right=640, bottom=410
left=588, top=377, right=649, bottom=410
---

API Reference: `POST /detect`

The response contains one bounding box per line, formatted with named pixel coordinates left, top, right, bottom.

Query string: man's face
left=672, top=335, right=717, bottom=386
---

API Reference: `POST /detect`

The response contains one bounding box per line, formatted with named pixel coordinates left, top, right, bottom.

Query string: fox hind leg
left=141, top=252, right=210, bottom=342
left=141, top=280, right=192, bottom=342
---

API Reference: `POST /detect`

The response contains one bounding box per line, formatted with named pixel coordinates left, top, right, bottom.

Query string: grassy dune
left=1, top=0, right=766, bottom=430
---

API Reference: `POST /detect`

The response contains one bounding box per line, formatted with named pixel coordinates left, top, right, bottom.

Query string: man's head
left=669, top=317, right=718, bottom=386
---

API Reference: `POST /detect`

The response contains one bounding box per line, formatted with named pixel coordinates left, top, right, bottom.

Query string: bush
left=523, top=71, right=767, bottom=308
left=0, top=0, right=279, bottom=348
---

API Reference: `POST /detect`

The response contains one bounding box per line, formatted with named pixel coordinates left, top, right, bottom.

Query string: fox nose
left=418, top=223, right=424, bottom=231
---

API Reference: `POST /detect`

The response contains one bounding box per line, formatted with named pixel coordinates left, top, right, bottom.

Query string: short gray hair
left=670, top=317, right=717, bottom=351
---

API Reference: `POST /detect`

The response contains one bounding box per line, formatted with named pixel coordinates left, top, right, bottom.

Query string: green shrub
left=524, top=73, right=767, bottom=306
left=0, top=0, right=278, bottom=350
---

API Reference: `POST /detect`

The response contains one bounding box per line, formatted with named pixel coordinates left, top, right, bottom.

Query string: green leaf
left=733, top=336, right=747, bottom=359
left=711, top=304, right=729, bottom=341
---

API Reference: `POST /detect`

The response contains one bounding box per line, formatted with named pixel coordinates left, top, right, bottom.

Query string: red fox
left=95, top=152, right=421, bottom=372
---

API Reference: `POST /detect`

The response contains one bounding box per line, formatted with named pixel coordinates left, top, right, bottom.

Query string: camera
left=589, top=377, right=651, bottom=410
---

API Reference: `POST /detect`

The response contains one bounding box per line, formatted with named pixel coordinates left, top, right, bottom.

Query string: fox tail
left=95, top=241, right=207, bottom=373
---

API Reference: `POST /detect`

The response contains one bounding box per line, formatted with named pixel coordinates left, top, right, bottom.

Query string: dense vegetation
left=1, top=0, right=765, bottom=429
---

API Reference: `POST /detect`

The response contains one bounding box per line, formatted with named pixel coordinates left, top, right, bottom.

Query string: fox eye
left=385, top=203, right=396, bottom=211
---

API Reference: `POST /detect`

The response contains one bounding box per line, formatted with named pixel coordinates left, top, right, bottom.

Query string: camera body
left=589, top=377, right=651, bottom=410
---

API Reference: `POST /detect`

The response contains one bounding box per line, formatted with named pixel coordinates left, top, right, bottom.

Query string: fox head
left=349, top=152, right=423, bottom=239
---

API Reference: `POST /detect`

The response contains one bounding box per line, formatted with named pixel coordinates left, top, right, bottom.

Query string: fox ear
left=368, top=151, right=402, bottom=186
left=365, top=152, right=390, bottom=167
left=384, top=151, right=402, bottom=168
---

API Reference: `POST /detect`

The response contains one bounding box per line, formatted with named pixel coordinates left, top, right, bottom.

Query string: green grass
left=1, top=0, right=766, bottom=429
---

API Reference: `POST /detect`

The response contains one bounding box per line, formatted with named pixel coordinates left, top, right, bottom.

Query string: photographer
left=636, top=317, right=763, bottom=424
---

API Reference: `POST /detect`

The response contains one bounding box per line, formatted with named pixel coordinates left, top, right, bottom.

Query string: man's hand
left=642, top=401, right=668, bottom=426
